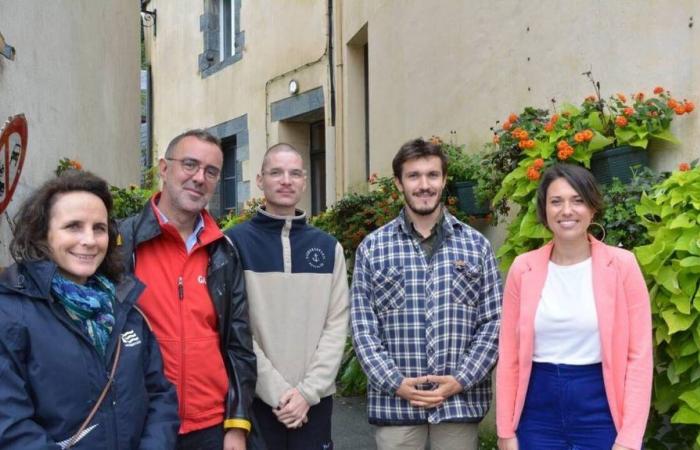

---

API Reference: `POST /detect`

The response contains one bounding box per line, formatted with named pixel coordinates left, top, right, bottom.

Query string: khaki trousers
left=375, top=422, right=479, bottom=450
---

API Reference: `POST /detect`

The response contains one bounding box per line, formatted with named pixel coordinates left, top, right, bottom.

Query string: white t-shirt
left=532, top=258, right=602, bottom=364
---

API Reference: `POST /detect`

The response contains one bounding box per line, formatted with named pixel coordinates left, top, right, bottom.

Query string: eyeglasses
left=261, top=168, right=306, bottom=180
left=166, top=157, right=221, bottom=181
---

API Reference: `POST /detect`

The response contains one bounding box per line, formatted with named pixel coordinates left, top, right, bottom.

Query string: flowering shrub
left=486, top=80, right=694, bottom=270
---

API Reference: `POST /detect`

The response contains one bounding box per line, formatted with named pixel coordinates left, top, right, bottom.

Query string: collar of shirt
left=153, top=203, right=205, bottom=253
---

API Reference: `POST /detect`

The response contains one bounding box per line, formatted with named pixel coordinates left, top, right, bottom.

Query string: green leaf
left=672, top=405, right=700, bottom=424
left=615, top=127, right=636, bottom=144
left=661, top=309, right=696, bottom=334
left=670, top=213, right=696, bottom=229
left=560, top=103, right=580, bottom=116
left=652, top=128, right=681, bottom=145
left=588, top=132, right=614, bottom=152
left=680, top=256, right=700, bottom=268
left=679, top=390, right=700, bottom=415
left=658, top=265, right=682, bottom=294
left=587, top=111, right=605, bottom=132
left=628, top=137, right=649, bottom=149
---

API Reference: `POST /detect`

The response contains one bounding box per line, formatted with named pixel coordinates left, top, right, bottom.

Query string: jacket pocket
left=371, top=266, right=406, bottom=313
left=450, top=263, right=482, bottom=306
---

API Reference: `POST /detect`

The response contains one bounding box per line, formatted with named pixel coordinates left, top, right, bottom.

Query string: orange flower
left=583, top=129, right=594, bottom=141
left=634, top=92, right=645, bottom=102
left=574, top=132, right=585, bottom=143
left=526, top=166, right=541, bottom=181
left=70, top=160, right=82, bottom=170
left=508, top=113, right=519, bottom=123
left=623, top=107, right=634, bottom=117
left=585, top=95, right=596, bottom=102
left=678, top=162, right=691, bottom=172
left=674, top=105, right=686, bottom=115
left=684, top=101, right=695, bottom=113
left=653, top=86, right=665, bottom=94
left=551, top=114, right=560, bottom=123
left=519, top=130, right=529, bottom=140
left=556, top=140, right=568, bottom=151
left=617, top=93, right=627, bottom=103
left=667, top=98, right=679, bottom=109
left=524, top=139, right=535, bottom=149
left=429, top=135, right=443, bottom=145
left=557, top=147, right=574, bottom=160
left=502, top=121, right=512, bottom=131
left=544, top=123, right=554, bottom=132
left=533, top=158, right=545, bottom=169
left=615, top=116, right=628, bottom=127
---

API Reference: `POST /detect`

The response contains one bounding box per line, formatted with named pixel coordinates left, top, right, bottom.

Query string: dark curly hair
left=392, top=138, right=448, bottom=180
left=9, top=170, right=124, bottom=281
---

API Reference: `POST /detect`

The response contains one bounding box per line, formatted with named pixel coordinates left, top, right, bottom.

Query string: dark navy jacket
left=0, top=260, right=179, bottom=449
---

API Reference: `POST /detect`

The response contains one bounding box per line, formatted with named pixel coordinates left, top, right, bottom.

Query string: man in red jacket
left=119, top=129, right=256, bottom=450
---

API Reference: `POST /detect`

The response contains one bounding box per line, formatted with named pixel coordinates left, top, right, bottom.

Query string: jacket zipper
left=178, top=275, right=187, bottom=421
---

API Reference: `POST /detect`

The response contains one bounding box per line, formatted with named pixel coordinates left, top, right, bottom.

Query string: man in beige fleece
left=227, top=143, right=349, bottom=450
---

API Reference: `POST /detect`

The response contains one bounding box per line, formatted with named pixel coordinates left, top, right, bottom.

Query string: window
left=220, top=136, right=237, bottom=214
left=199, top=0, right=243, bottom=77
left=219, top=0, right=235, bottom=61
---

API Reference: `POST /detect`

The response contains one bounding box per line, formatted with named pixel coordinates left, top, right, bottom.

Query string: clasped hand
left=396, top=375, right=463, bottom=408
left=273, top=388, right=310, bottom=429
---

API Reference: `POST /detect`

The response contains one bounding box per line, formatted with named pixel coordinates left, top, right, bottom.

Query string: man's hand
left=426, top=375, right=463, bottom=398
left=497, top=437, right=518, bottom=450
left=612, top=444, right=632, bottom=450
left=395, top=376, right=445, bottom=408
left=223, top=428, right=246, bottom=450
left=273, top=388, right=310, bottom=429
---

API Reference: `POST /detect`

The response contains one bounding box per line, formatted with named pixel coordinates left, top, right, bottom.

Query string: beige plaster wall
left=337, top=0, right=700, bottom=245
left=0, top=0, right=141, bottom=264
left=146, top=0, right=330, bottom=209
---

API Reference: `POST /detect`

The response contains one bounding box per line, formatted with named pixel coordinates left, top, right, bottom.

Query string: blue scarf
left=50, top=273, right=116, bottom=357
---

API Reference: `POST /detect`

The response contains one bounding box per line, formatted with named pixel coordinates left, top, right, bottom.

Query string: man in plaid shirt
left=351, top=138, right=502, bottom=450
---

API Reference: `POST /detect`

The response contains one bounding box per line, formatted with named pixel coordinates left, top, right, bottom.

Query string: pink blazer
left=496, top=237, right=653, bottom=450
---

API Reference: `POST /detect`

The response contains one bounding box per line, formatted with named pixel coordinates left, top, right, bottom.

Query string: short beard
left=404, top=197, right=442, bottom=216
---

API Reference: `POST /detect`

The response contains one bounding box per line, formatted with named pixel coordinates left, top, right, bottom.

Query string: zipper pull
left=178, top=276, right=184, bottom=300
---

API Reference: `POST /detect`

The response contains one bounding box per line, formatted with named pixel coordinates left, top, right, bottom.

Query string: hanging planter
left=590, top=145, right=649, bottom=185
left=454, top=181, right=490, bottom=216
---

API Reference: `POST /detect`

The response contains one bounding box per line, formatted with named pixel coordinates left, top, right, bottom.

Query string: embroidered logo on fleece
left=121, top=330, right=142, bottom=347
left=305, top=247, right=326, bottom=269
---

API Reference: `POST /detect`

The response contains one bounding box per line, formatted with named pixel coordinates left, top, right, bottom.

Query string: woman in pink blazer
left=496, top=164, right=652, bottom=450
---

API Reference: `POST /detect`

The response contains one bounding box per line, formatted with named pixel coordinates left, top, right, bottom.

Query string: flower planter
left=454, top=181, right=490, bottom=216
left=590, top=145, right=650, bottom=185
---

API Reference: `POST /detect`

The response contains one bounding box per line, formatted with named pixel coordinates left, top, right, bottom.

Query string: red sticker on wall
left=0, top=115, right=28, bottom=214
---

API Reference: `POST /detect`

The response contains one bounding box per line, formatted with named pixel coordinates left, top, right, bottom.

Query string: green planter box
left=590, top=145, right=649, bottom=185
left=454, top=181, right=490, bottom=216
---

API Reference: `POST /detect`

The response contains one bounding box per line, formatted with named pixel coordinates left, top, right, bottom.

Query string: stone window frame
left=198, top=0, right=244, bottom=78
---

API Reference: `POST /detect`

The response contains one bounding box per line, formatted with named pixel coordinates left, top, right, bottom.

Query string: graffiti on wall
left=0, top=115, right=28, bottom=214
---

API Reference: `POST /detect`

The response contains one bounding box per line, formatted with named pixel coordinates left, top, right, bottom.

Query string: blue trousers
left=516, top=362, right=617, bottom=450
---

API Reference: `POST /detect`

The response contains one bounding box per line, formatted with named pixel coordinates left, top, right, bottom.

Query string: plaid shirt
left=351, top=208, right=502, bottom=425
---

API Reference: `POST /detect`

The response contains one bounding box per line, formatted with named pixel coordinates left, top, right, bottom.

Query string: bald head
left=261, top=143, right=303, bottom=172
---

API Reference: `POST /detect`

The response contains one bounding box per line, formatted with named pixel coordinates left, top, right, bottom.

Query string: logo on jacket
left=120, top=330, right=142, bottom=347
left=305, top=247, right=326, bottom=269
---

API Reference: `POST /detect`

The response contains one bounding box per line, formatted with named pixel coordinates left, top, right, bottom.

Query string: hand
left=612, top=444, right=631, bottom=450
left=395, top=376, right=445, bottom=408
left=425, top=375, right=463, bottom=399
left=223, top=428, right=246, bottom=450
left=273, top=388, right=311, bottom=429
left=497, top=437, right=518, bottom=450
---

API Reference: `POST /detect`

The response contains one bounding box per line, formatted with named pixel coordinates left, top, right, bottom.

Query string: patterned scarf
left=50, top=273, right=116, bottom=357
